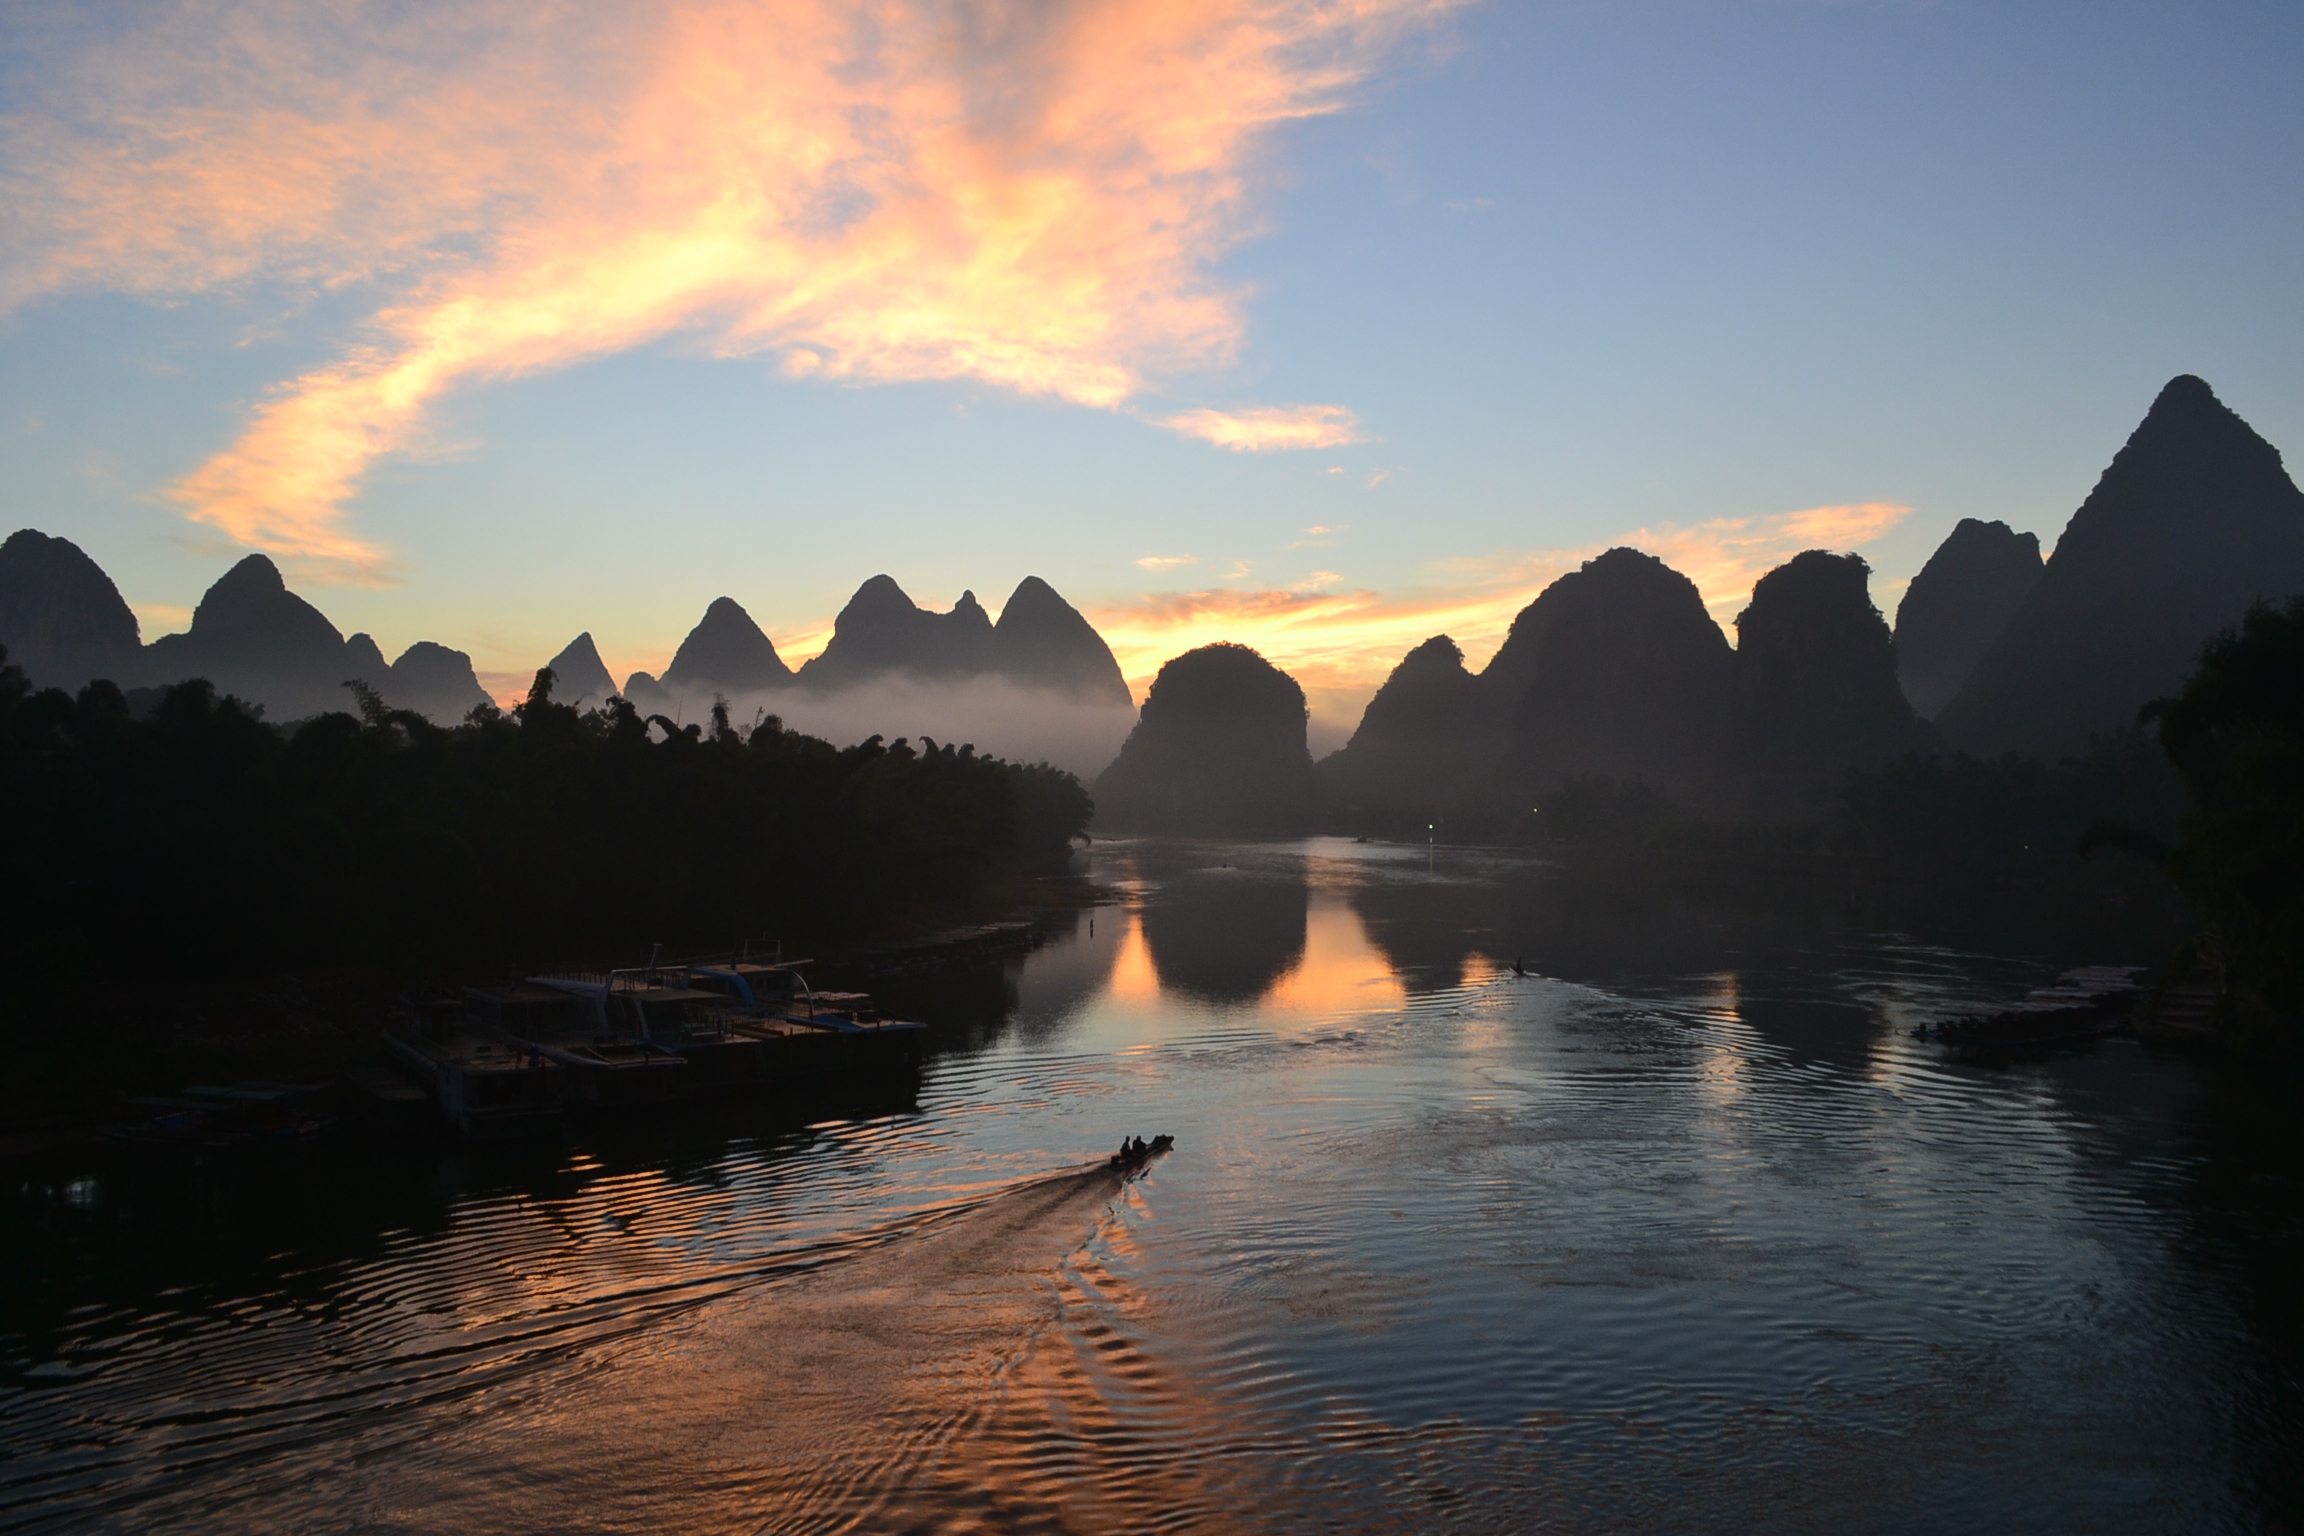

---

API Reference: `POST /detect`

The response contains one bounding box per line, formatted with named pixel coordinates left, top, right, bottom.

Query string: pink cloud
left=1159, top=403, right=1365, bottom=451
left=6, top=0, right=1448, bottom=579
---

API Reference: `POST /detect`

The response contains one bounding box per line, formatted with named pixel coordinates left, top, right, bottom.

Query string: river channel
left=3, top=837, right=2298, bottom=1532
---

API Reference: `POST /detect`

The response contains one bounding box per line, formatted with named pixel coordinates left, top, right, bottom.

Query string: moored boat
left=100, top=1081, right=339, bottom=1148
left=461, top=982, right=688, bottom=1107
left=519, top=953, right=928, bottom=1097
left=382, top=994, right=563, bottom=1138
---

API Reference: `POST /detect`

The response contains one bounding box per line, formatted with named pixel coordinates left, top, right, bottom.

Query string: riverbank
left=0, top=874, right=1107, bottom=1152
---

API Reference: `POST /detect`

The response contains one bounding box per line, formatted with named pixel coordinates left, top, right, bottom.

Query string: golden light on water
left=1260, top=897, right=1407, bottom=1025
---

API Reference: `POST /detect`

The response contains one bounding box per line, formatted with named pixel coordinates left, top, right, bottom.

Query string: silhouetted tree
left=2146, top=596, right=2304, bottom=1031
left=0, top=649, right=1092, bottom=1005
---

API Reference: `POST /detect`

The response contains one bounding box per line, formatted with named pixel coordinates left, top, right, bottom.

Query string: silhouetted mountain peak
left=1093, top=643, right=1314, bottom=835
left=802, top=572, right=1111, bottom=692
left=1731, top=550, right=1924, bottom=789
left=193, top=555, right=291, bottom=634
left=544, top=632, right=618, bottom=704
left=1494, top=547, right=1734, bottom=799
left=391, top=640, right=470, bottom=674
left=344, top=632, right=389, bottom=682
left=136, top=551, right=354, bottom=717
left=989, top=575, right=1132, bottom=703
left=1893, top=518, right=2042, bottom=718
left=2053, top=374, right=2289, bottom=564
left=948, top=589, right=995, bottom=647
left=801, top=575, right=938, bottom=686
left=0, top=528, right=142, bottom=691
left=621, top=670, right=675, bottom=713
left=1317, top=635, right=1482, bottom=830
left=1357, top=636, right=1475, bottom=732
left=210, top=551, right=285, bottom=597
left=1738, top=550, right=1875, bottom=639
left=1398, top=634, right=1464, bottom=673
left=185, top=554, right=341, bottom=649
left=664, top=596, right=792, bottom=693
left=1938, top=376, right=2304, bottom=758
left=385, top=641, right=490, bottom=724
left=848, top=574, right=917, bottom=620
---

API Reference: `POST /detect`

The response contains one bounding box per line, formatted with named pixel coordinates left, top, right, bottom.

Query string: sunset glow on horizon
left=5, top=0, right=2297, bottom=738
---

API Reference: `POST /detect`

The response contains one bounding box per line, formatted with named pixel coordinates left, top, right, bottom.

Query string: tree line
left=0, top=660, right=1094, bottom=987
left=1513, top=599, right=2304, bottom=1042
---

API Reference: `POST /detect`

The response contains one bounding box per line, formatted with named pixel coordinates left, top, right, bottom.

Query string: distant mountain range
left=0, top=538, right=495, bottom=725
left=1313, top=541, right=1929, bottom=833
left=7, top=374, right=2294, bottom=836
left=620, top=574, right=1131, bottom=712
left=0, top=542, right=1130, bottom=734
left=1305, top=375, right=2304, bottom=837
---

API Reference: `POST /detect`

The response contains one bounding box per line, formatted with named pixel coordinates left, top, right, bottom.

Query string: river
left=3, top=837, right=2297, bottom=1532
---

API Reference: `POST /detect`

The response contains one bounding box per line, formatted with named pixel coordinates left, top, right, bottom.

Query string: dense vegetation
left=0, top=657, right=1093, bottom=984
left=1507, top=728, right=2183, bottom=869
left=2145, top=596, right=2304, bottom=1033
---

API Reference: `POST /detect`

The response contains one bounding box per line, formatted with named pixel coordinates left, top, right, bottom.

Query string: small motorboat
left=1108, top=1134, right=1175, bottom=1169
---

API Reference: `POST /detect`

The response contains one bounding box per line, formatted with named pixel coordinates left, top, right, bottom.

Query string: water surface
left=4, top=838, right=2297, bottom=1532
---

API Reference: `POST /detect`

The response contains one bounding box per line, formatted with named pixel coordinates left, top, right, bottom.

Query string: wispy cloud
left=1160, top=403, right=1365, bottom=452
left=1134, top=554, right=1200, bottom=572
left=6, top=0, right=1447, bottom=579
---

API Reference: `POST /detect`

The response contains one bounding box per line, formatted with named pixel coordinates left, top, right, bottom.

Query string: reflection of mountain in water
left=1138, top=868, right=1308, bottom=1005
left=1346, top=873, right=1509, bottom=993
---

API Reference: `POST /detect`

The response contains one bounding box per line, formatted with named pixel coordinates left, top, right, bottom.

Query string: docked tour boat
left=461, top=982, right=688, bottom=1107
left=383, top=993, right=562, bottom=1138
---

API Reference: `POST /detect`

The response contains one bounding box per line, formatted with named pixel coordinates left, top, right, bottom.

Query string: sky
left=4, top=0, right=2301, bottom=748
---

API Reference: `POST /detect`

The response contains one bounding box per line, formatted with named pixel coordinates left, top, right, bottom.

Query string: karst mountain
left=1937, top=376, right=2304, bottom=759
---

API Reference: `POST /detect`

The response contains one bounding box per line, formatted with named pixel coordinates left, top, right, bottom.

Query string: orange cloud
left=7, top=0, right=1446, bottom=579
left=1159, top=403, right=1365, bottom=451
left=1631, top=501, right=1910, bottom=626
left=1089, top=501, right=1913, bottom=728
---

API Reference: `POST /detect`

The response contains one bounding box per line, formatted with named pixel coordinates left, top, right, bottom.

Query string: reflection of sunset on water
left=1694, top=971, right=1749, bottom=1105
left=1259, top=895, right=1407, bottom=1026
left=5, top=838, right=2269, bottom=1532
left=1106, top=912, right=1162, bottom=1006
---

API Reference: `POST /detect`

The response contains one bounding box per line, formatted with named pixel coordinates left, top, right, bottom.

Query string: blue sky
left=3, top=0, right=2298, bottom=731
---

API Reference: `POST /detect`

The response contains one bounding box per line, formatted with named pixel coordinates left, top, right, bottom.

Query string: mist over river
left=4, top=839, right=2298, bottom=1533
